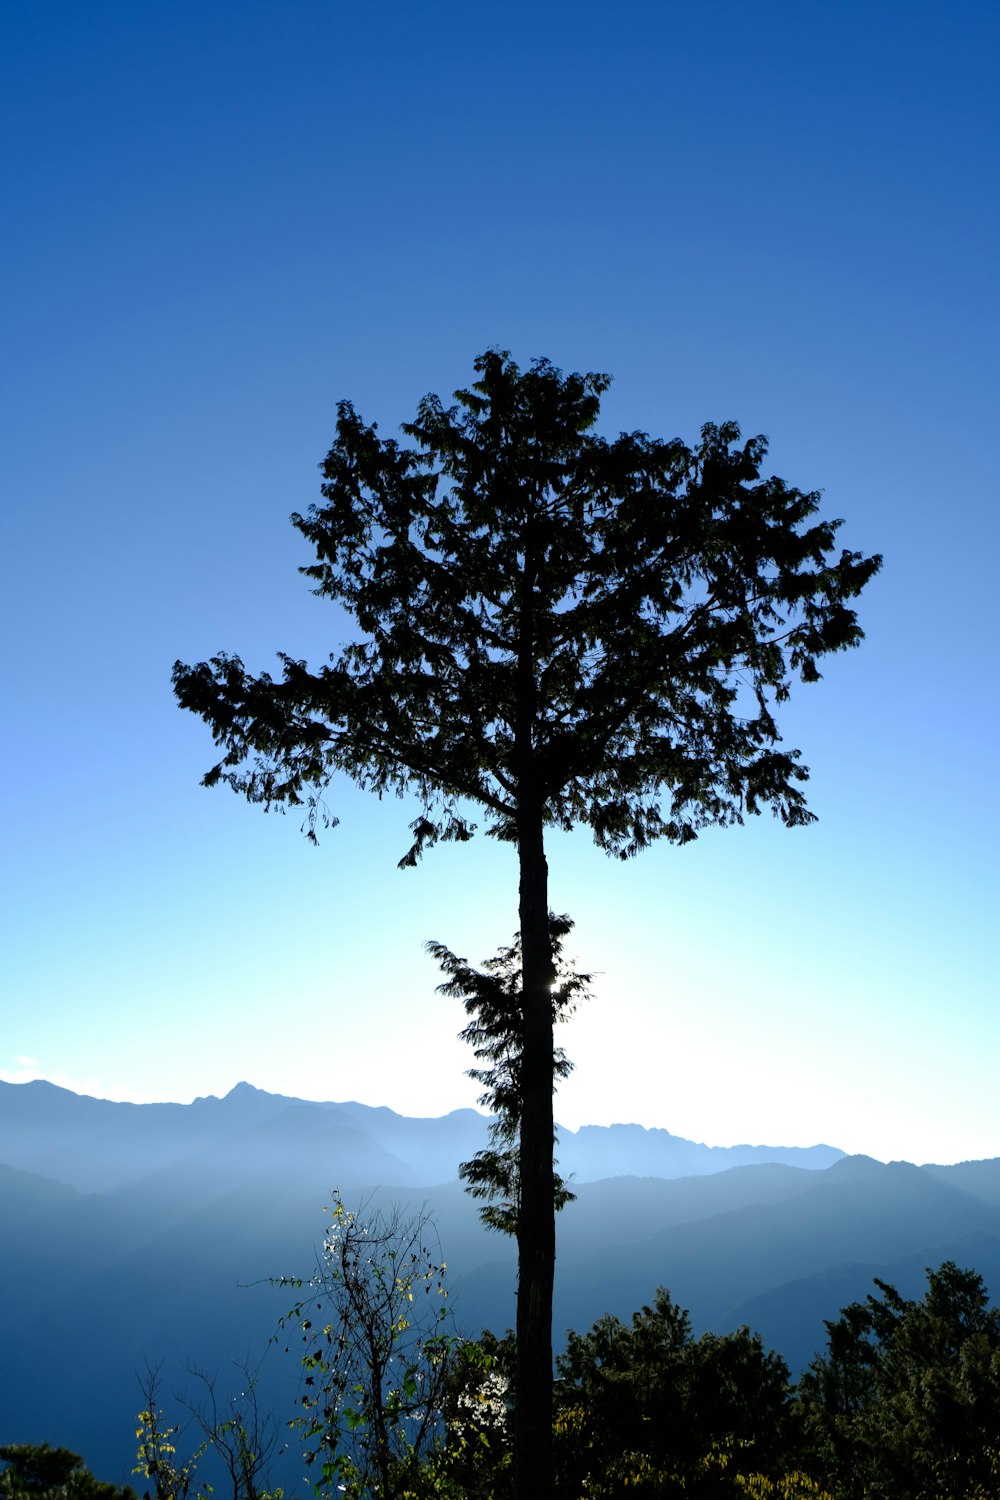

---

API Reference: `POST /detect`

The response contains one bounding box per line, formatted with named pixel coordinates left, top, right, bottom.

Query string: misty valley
left=4, top=1080, right=1000, bottom=1497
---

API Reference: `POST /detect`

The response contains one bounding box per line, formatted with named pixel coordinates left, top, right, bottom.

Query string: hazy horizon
left=2, top=1071, right=975, bottom=1166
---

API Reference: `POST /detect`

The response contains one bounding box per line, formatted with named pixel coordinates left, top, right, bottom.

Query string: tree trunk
left=514, top=803, right=556, bottom=1498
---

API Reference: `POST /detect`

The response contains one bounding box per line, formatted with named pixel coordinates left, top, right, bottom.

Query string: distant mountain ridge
left=0, top=1077, right=842, bottom=1194
left=3, top=1077, right=998, bottom=1487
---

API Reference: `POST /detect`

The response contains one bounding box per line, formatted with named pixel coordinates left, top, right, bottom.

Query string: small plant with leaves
left=132, top=1359, right=284, bottom=1500
left=134, top=1388, right=208, bottom=1500
left=180, top=1361, right=285, bottom=1500
left=274, top=1194, right=459, bottom=1499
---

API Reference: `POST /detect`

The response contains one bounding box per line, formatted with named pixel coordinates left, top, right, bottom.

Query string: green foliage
left=416, top=1335, right=514, bottom=1500
left=0, top=1448, right=135, bottom=1500
left=133, top=1363, right=283, bottom=1500
left=28, top=1254, right=1000, bottom=1500
left=732, top=1470, right=836, bottom=1498
left=552, top=1287, right=796, bottom=1496
left=429, top=913, right=590, bottom=1234
left=274, top=1193, right=459, bottom=1499
left=799, top=1261, right=1000, bottom=1500
left=263, top=1253, right=1000, bottom=1498
left=134, top=1400, right=207, bottom=1500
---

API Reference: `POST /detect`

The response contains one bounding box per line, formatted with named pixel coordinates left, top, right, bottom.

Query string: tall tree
left=173, top=349, right=880, bottom=1495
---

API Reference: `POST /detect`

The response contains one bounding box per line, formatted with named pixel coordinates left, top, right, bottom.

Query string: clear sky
left=2, top=1, right=997, bottom=1166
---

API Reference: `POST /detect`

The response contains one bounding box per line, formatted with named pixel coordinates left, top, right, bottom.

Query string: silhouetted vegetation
left=552, top=1287, right=794, bottom=1493
left=799, top=1262, right=1000, bottom=1499
left=429, top=914, right=590, bottom=1235
left=0, top=1447, right=134, bottom=1500
left=134, top=1360, right=283, bottom=1500
left=10, top=1261, right=1000, bottom=1497
left=173, top=349, right=880, bottom=1496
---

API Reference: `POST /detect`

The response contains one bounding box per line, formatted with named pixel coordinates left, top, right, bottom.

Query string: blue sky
left=2, top=0, right=997, bottom=1164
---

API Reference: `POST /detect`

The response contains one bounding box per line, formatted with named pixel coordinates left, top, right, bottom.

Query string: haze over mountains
left=3, top=1079, right=999, bottom=1487
left=0, top=1079, right=843, bottom=1191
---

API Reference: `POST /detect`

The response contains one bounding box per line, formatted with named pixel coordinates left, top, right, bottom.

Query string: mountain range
left=2, top=1079, right=998, bottom=1488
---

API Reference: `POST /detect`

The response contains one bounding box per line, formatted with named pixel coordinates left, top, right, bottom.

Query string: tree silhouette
left=553, top=1287, right=794, bottom=1494
left=173, top=348, right=880, bottom=1495
left=800, top=1262, right=1000, bottom=1499
left=0, top=1446, right=134, bottom=1500
left=429, top=912, right=590, bottom=1235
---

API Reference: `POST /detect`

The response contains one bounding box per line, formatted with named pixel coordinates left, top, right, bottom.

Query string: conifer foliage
left=173, top=349, right=880, bottom=1495
left=0, top=1447, right=134, bottom=1500
left=800, top=1263, right=1000, bottom=1499
left=429, top=913, right=590, bottom=1235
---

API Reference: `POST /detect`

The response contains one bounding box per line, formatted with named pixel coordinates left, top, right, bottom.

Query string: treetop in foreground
left=174, top=349, right=881, bottom=865
left=0, top=1446, right=135, bottom=1500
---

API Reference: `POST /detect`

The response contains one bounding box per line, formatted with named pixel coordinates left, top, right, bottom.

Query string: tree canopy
left=0, top=1446, right=134, bottom=1500
left=800, top=1262, right=1000, bottom=1499
left=176, top=351, right=878, bottom=863
left=553, top=1286, right=794, bottom=1494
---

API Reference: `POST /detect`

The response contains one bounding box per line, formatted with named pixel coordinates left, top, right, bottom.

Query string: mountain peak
left=828, top=1153, right=885, bottom=1176
left=189, top=1081, right=283, bottom=1112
